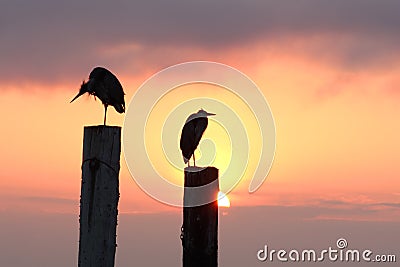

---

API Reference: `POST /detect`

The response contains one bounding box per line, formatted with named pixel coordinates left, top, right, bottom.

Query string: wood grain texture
left=182, top=167, right=219, bottom=267
left=78, top=126, right=121, bottom=267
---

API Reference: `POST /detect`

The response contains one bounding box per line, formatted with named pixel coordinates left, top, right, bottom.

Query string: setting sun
left=218, top=191, right=231, bottom=207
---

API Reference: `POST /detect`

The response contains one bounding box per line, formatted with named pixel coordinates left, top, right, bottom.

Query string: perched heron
left=70, top=67, right=125, bottom=125
left=180, top=109, right=216, bottom=166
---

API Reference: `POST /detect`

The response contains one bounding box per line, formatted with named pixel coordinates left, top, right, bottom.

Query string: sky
left=0, top=0, right=399, bottom=266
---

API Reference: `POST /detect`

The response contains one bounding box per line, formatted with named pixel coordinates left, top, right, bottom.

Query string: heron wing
left=103, top=72, right=125, bottom=113
left=180, top=121, right=195, bottom=163
left=193, top=118, right=208, bottom=150
left=90, top=67, right=125, bottom=113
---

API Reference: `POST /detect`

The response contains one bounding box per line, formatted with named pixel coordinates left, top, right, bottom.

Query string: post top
left=184, top=166, right=218, bottom=172
left=84, top=125, right=121, bottom=129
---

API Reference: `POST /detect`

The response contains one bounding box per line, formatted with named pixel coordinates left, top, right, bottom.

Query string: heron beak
left=70, top=91, right=84, bottom=103
left=206, top=112, right=216, bottom=116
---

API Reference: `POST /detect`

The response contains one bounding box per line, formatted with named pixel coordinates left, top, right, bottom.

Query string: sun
left=217, top=191, right=230, bottom=207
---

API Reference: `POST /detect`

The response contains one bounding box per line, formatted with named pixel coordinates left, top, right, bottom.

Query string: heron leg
left=193, top=152, right=196, bottom=167
left=104, top=105, right=108, bottom=126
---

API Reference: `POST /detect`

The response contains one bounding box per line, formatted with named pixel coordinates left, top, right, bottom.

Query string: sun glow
left=218, top=191, right=231, bottom=207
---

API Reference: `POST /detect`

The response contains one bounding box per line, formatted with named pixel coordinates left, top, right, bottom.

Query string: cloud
left=373, top=203, right=400, bottom=208
left=317, top=199, right=400, bottom=209
left=21, top=196, right=77, bottom=205
left=1, top=0, right=400, bottom=85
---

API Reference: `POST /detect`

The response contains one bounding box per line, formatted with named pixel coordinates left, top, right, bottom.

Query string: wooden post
left=182, top=166, right=219, bottom=267
left=78, top=126, right=121, bottom=267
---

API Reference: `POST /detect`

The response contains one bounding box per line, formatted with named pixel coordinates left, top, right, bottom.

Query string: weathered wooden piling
left=78, top=126, right=121, bottom=267
left=182, top=166, right=219, bottom=267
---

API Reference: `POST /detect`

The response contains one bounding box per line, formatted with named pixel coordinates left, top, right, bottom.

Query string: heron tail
left=114, top=103, right=125, bottom=113
left=183, top=156, right=189, bottom=164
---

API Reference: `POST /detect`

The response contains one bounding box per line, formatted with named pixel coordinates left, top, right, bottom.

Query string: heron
left=180, top=109, right=216, bottom=166
left=70, top=67, right=125, bottom=125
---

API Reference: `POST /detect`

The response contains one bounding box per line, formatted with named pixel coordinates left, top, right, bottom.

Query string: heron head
left=197, top=108, right=216, bottom=117
left=70, top=80, right=89, bottom=103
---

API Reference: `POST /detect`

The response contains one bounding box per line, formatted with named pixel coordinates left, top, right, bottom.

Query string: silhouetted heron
left=180, top=109, right=216, bottom=166
left=70, top=67, right=125, bottom=125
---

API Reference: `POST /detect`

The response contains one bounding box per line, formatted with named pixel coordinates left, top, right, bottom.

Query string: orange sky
left=1, top=1, right=400, bottom=225
left=1, top=39, right=399, bottom=221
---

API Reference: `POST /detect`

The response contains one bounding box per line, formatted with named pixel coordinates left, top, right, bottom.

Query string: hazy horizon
left=0, top=205, right=398, bottom=267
